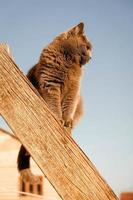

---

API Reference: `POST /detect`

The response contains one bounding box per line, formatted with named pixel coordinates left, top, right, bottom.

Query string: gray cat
left=17, top=22, right=92, bottom=182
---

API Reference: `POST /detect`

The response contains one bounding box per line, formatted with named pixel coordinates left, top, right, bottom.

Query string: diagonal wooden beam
left=0, top=43, right=13, bottom=57
left=0, top=44, right=119, bottom=200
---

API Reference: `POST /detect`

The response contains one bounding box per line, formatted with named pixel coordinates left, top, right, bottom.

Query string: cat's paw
left=64, top=119, right=73, bottom=128
left=59, top=118, right=65, bottom=126
left=20, top=169, right=41, bottom=184
left=63, top=119, right=73, bottom=135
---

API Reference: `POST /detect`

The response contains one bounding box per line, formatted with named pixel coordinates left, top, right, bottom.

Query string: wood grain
left=0, top=43, right=13, bottom=57
left=0, top=46, right=119, bottom=200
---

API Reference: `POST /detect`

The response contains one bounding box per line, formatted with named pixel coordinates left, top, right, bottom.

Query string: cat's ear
left=66, top=22, right=84, bottom=37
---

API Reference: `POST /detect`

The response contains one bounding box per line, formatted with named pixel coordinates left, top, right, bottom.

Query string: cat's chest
left=66, top=67, right=82, bottom=87
left=61, top=70, right=81, bottom=96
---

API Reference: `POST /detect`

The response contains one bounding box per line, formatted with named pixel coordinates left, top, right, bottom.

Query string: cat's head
left=54, top=22, right=92, bottom=65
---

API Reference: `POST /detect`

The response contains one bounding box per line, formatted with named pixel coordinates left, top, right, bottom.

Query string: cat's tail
left=27, top=64, right=38, bottom=87
left=17, top=145, right=30, bottom=171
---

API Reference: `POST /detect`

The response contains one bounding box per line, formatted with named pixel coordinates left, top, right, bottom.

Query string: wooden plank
left=0, top=46, right=119, bottom=200
left=0, top=43, right=9, bottom=52
left=0, top=43, right=13, bottom=57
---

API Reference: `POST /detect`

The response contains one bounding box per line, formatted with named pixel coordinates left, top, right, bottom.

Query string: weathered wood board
left=0, top=45, right=119, bottom=200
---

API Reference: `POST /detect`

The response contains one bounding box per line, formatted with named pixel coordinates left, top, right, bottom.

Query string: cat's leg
left=39, top=83, right=63, bottom=123
left=17, top=145, right=41, bottom=183
left=62, top=89, right=80, bottom=132
left=17, top=145, right=30, bottom=171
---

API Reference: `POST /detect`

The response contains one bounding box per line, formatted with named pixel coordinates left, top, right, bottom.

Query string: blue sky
left=0, top=0, right=133, bottom=196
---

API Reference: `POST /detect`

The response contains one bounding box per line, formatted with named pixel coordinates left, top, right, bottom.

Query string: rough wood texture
left=0, top=46, right=119, bottom=200
left=0, top=43, right=13, bottom=58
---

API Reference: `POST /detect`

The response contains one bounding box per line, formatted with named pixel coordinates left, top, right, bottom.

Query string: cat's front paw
left=64, top=119, right=73, bottom=129
left=20, top=169, right=41, bottom=184
left=59, top=118, right=64, bottom=126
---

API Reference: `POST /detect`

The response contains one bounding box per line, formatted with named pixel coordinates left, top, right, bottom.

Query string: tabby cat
left=17, top=22, right=92, bottom=182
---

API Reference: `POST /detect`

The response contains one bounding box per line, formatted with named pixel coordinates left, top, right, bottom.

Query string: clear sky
left=0, top=0, right=133, bottom=196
